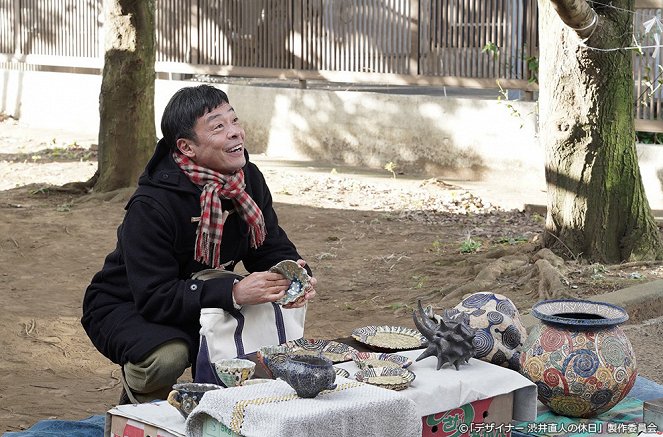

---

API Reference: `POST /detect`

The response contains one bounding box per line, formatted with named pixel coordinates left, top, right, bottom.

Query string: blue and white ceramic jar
left=448, top=292, right=527, bottom=371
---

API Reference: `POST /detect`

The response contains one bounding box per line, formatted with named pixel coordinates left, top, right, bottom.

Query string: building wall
left=1, top=70, right=661, bottom=209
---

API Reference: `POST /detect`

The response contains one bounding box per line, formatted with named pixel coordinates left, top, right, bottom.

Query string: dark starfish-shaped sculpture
left=413, top=299, right=476, bottom=370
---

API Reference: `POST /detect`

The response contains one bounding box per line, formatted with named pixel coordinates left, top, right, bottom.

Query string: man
left=81, top=84, right=316, bottom=403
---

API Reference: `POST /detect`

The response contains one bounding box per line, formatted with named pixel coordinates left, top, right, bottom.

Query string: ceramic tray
left=351, top=325, right=427, bottom=350
left=283, top=338, right=357, bottom=363
left=351, top=351, right=413, bottom=369
left=354, top=366, right=416, bottom=391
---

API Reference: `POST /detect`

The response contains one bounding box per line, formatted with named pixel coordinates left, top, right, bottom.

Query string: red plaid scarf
left=172, top=152, right=266, bottom=268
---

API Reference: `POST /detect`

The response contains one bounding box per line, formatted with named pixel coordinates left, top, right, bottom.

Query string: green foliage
left=482, top=41, right=538, bottom=84
left=459, top=236, right=481, bottom=253
left=384, top=161, right=398, bottom=178
left=496, top=82, right=524, bottom=128
left=636, top=131, right=663, bottom=144
left=526, top=55, right=539, bottom=84
left=482, top=42, right=499, bottom=60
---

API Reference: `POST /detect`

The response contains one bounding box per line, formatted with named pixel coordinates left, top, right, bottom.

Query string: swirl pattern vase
left=519, top=299, right=637, bottom=418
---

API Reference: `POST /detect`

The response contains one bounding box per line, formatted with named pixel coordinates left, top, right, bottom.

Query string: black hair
left=160, top=84, right=230, bottom=150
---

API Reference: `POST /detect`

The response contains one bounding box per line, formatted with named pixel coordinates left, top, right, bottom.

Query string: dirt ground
left=2, top=119, right=663, bottom=433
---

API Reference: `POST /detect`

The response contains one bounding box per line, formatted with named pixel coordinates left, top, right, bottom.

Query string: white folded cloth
left=185, top=376, right=422, bottom=437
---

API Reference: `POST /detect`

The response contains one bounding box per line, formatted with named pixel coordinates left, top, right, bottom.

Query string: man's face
left=177, top=102, right=246, bottom=174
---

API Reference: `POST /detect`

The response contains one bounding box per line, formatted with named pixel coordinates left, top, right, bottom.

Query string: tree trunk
left=539, top=0, right=663, bottom=263
left=96, top=0, right=155, bottom=191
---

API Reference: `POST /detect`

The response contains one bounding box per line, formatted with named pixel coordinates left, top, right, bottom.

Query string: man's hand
left=232, top=259, right=317, bottom=308
left=231, top=272, right=290, bottom=306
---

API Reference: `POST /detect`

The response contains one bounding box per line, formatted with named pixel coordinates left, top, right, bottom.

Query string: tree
left=539, top=0, right=663, bottom=263
left=95, top=0, right=156, bottom=191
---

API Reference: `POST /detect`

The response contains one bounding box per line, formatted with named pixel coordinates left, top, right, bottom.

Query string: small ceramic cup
left=167, top=382, right=223, bottom=418
left=214, top=358, right=256, bottom=387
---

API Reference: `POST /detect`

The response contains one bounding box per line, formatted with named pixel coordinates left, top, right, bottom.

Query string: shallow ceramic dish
left=283, top=338, right=357, bottom=363
left=351, top=325, right=427, bottom=350
left=351, top=351, right=413, bottom=369
left=269, top=260, right=311, bottom=305
left=334, top=366, right=350, bottom=378
left=354, top=367, right=416, bottom=391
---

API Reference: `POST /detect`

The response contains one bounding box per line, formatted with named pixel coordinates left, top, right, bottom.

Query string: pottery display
left=214, top=358, right=256, bottom=387
left=282, top=338, right=357, bottom=363
left=441, top=292, right=527, bottom=371
left=413, top=299, right=475, bottom=370
left=354, top=366, right=416, bottom=391
left=351, top=325, right=427, bottom=350
left=351, top=351, right=413, bottom=369
left=267, top=354, right=337, bottom=398
left=269, top=260, right=311, bottom=305
left=520, top=299, right=637, bottom=418
left=167, top=382, right=223, bottom=418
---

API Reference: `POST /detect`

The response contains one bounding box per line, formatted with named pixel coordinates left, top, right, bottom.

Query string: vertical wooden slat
left=482, top=0, right=488, bottom=78
left=315, top=0, right=320, bottom=70
left=357, top=0, right=363, bottom=72
left=378, top=0, right=383, bottom=73
left=367, top=0, right=372, bottom=72
left=13, top=0, right=20, bottom=54
left=43, top=0, right=48, bottom=55
left=385, top=0, right=391, bottom=73
left=433, top=0, right=440, bottom=75
left=35, top=0, right=40, bottom=54
left=470, top=0, right=477, bottom=77
left=218, top=0, right=227, bottom=65
left=81, top=0, right=86, bottom=57
left=190, top=0, right=198, bottom=64
left=372, top=0, right=377, bottom=73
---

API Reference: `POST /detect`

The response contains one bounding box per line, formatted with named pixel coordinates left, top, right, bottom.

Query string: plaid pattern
left=173, top=152, right=266, bottom=267
left=513, top=397, right=643, bottom=437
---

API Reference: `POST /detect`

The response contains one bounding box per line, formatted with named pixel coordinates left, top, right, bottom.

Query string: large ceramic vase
left=520, top=299, right=637, bottom=418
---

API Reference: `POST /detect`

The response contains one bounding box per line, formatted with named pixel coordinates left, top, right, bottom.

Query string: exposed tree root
left=50, top=170, right=99, bottom=194
left=436, top=246, right=571, bottom=305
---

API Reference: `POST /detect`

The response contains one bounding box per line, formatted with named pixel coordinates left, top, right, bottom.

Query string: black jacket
left=81, top=140, right=305, bottom=365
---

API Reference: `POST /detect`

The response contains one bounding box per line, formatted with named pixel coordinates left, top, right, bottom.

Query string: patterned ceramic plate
left=354, top=366, right=416, bottom=391
left=334, top=366, right=350, bottom=378
left=351, top=325, right=427, bottom=350
left=283, top=338, right=357, bottom=363
left=351, top=351, right=413, bottom=369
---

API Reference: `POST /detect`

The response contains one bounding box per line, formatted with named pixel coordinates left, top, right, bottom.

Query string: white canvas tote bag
left=192, top=269, right=306, bottom=385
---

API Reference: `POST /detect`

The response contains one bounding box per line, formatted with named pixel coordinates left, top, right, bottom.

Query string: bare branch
left=548, top=0, right=599, bottom=39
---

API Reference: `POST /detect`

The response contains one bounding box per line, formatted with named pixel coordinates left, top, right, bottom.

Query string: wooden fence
left=0, top=0, right=661, bottom=131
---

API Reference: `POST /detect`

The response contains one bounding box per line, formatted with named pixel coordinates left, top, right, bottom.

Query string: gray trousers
left=122, top=339, right=190, bottom=403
